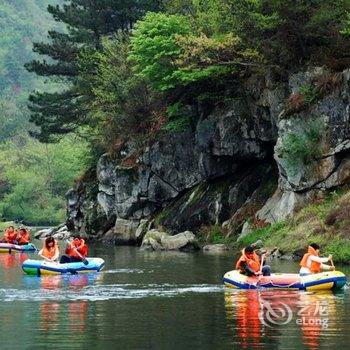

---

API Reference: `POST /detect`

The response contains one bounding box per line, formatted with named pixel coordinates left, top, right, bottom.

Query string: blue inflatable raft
left=22, top=258, right=105, bottom=275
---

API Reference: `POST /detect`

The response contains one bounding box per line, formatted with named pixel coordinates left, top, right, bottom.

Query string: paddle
left=65, top=239, right=89, bottom=265
left=255, top=248, right=277, bottom=288
left=330, top=257, right=335, bottom=271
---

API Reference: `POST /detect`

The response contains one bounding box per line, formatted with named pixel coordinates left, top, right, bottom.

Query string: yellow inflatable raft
left=223, top=270, right=347, bottom=291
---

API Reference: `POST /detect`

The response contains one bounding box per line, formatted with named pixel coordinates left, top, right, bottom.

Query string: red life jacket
left=236, top=248, right=261, bottom=273
left=4, top=228, right=17, bottom=244
left=66, top=239, right=88, bottom=258
left=300, top=246, right=321, bottom=273
left=18, top=230, right=30, bottom=245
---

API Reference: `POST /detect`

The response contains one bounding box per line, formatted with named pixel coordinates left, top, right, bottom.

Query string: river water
left=0, top=243, right=349, bottom=349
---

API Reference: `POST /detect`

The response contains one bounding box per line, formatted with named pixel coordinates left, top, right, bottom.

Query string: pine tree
left=26, top=0, right=159, bottom=142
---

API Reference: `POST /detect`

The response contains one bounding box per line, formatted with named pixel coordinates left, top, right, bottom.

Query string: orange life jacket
left=300, top=246, right=321, bottom=273
left=4, top=228, right=17, bottom=244
left=18, top=230, right=30, bottom=244
left=236, top=248, right=261, bottom=273
left=42, top=241, right=59, bottom=260
left=66, top=239, right=88, bottom=259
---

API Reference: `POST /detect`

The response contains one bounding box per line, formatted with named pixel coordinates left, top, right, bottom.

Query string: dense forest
left=26, top=0, right=350, bottom=150
left=0, top=0, right=86, bottom=225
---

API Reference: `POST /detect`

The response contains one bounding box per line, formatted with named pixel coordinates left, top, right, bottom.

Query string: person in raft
left=59, top=236, right=88, bottom=264
left=17, top=228, right=30, bottom=245
left=38, top=237, right=59, bottom=262
left=1, top=226, right=18, bottom=244
left=299, top=243, right=335, bottom=276
left=236, top=245, right=271, bottom=277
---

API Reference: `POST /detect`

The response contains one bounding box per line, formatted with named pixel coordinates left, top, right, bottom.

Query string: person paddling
left=2, top=226, right=18, bottom=244
left=60, top=236, right=88, bottom=264
left=38, top=237, right=59, bottom=262
left=299, top=243, right=334, bottom=276
left=236, top=245, right=271, bottom=277
left=17, top=228, right=30, bottom=245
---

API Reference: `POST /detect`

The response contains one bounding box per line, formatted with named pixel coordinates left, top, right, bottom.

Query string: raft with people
left=21, top=235, right=105, bottom=276
left=22, top=257, right=105, bottom=275
left=224, top=243, right=347, bottom=291
left=223, top=270, right=347, bottom=290
left=0, top=226, right=36, bottom=253
left=0, top=242, right=37, bottom=253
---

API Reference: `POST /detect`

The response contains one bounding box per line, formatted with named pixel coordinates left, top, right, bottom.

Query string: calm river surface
left=0, top=242, right=349, bottom=349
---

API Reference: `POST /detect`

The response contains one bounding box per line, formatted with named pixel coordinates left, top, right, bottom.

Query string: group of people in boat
left=236, top=243, right=335, bottom=277
left=0, top=226, right=31, bottom=245
left=38, top=236, right=88, bottom=264
left=1, top=226, right=88, bottom=264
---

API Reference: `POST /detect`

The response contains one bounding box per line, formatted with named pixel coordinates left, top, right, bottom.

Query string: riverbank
left=233, top=190, right=350, bottom=263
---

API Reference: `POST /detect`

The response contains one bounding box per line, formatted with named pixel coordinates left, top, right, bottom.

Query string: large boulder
left=140, top=229, right=199, bottom=251
left=203, top=244, right=230, bottom=253
left=114, top=218, right=140, bottom=245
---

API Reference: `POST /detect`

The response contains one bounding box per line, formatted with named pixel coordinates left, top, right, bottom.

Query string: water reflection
left=39, top=275, right=90, bottom=334
left=40, top=302, right=60, bottom=331
left=225, top=289, right=345, bottom=350
left=68, top=301, right=89, bottom=333
left=41, top=276, right=62, bottom=290
left=0, top=253, right=18, bottom=269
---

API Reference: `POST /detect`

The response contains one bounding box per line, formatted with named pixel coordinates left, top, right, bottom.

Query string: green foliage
left=77, top=34, right=155, bottom=151
left=26, top=0, right=159, bottom=142
left=163, top=102, right=192, bottom=132
left=0, top=136, right=87, bottom=225
left=197, top=225, right=231, bottom=244
left=229, top=0, right=350, bottom=68
left=129, top=11, right=260, bottom=92
left=277, top=118, right=325, bottom=176
left=325, top=239, right=350, bottom=263
left=239, top=190, right=350, bottom=263
left=299, top=85, right=321, bottom=105
left=129, top=12, right=192, bottom=91
left=0, top=0, right=63, bottom=139
left=238, top=222, right=287, bottom=247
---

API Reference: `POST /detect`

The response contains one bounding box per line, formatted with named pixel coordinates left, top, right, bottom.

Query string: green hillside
left=0, top=0, right=86, bottom=225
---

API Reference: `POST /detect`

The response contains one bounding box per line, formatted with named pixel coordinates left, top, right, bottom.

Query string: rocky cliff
left=66, top=67, right=350, bottom=245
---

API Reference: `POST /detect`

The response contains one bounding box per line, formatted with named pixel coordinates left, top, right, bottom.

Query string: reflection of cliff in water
left=224, top=289, right=344, bottom=350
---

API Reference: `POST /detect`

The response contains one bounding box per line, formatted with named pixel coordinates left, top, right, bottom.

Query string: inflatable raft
left=223, top=270, right=347, bottom=291
left=22, top=258, right=105, bottom=276
left=0, top=243, right=37, bottom=253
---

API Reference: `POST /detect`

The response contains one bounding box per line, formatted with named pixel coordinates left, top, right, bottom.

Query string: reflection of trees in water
left=224, top=289, right=344, bottom=350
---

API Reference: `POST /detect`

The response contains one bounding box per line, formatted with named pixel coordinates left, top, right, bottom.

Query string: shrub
left=313, top=72, right=343, bottom=95
left=299, top=85, right=320, bottom=105
left=277, top=118, right=325, bottom=176
left=163, top=102, right=192, bottom=132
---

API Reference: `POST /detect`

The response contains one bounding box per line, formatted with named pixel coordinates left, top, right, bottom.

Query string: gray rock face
left=34, top=224, right=72, bottom=240
left=67, top=67, right=350, bottom=241
left=259, top=68, right=350, bottom=222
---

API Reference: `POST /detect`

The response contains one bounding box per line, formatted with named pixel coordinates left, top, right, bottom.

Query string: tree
left=26, top=0, right=159, bottom=142
left=129, top=12, right=260, bottom=92
left=229, top=0, right=350, bottom=69
left=77, top=34, right=155, bottom=151
left=0, top=135, right=87, bottom=225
